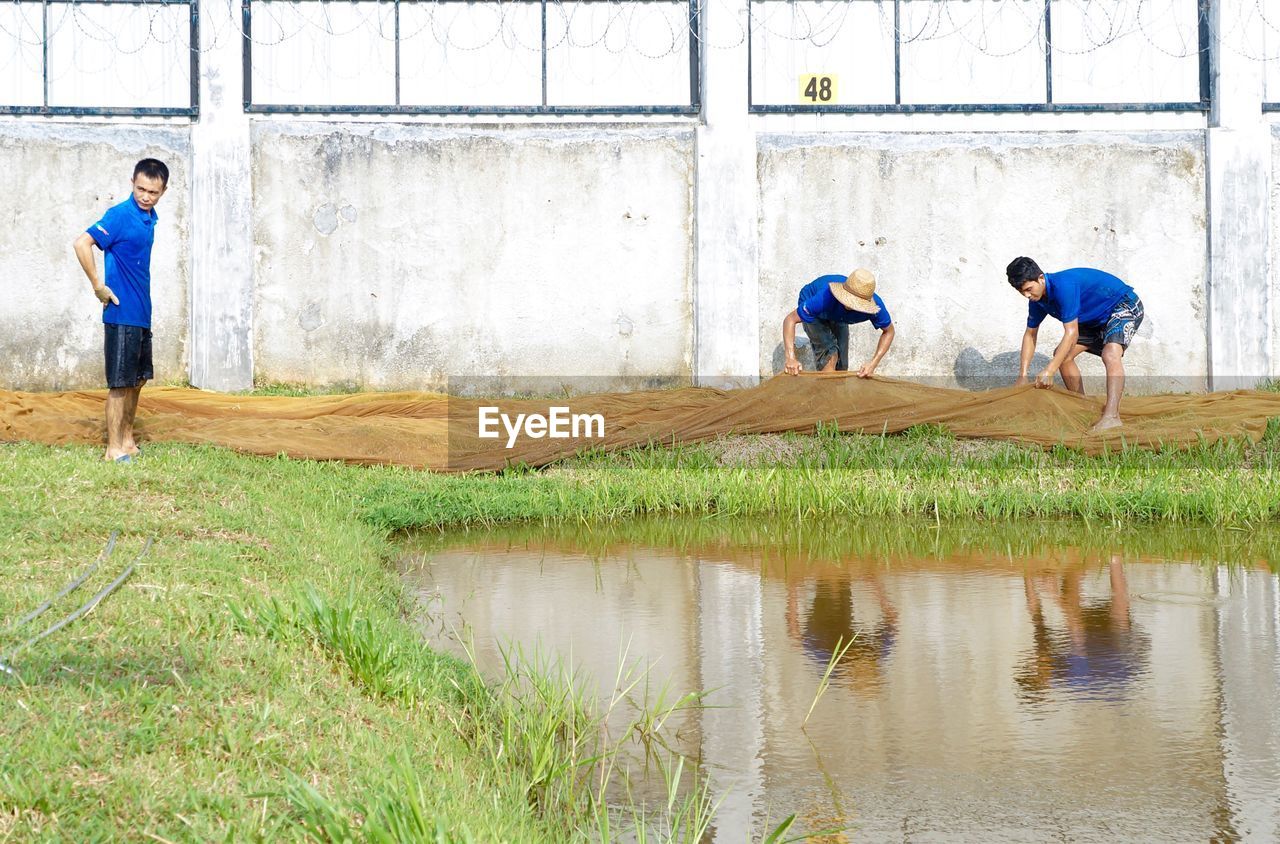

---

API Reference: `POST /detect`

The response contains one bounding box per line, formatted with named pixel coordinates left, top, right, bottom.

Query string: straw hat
left=829, top=268, right=880, bottom=314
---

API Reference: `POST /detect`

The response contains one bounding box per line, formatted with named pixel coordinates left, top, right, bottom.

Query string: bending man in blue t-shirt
left=1006, top=256, right=1145, bottom=433
left=73, top=159, right=169, bottom=462
left=782, top=268, right=895, bottom=377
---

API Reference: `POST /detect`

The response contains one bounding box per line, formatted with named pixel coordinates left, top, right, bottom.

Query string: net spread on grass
left=3, top=375, right=1279, bottom=471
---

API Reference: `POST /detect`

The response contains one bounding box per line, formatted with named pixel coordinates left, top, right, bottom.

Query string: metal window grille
left=749, top=0, right=1211, bottom=114
left=0, top=0, right=198, bottom=116
left=1255, top=5, right=1279, bottom=110
left=241, top=0, right=701, bottom=114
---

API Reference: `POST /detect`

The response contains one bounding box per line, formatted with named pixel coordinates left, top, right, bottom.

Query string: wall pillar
left=693, top=0, right=759, bottom=387
left=189, top=0, right=254, bottom=391
left=1206, top=0, right=1272, bottom=389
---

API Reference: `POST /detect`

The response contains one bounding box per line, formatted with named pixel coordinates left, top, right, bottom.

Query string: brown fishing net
left=3, top=374, right=1279, bottom=472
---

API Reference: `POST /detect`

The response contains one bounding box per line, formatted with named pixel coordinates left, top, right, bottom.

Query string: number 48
left=801, top=75, right=836, bottom=103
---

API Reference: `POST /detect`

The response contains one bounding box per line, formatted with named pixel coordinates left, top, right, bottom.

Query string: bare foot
left=1089, top=415, right=1123, bottom=434
left=104, top=449, right=131, bottom=462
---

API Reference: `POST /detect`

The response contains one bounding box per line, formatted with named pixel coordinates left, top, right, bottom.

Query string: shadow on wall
left=772, top=339, right=816, bottom=375
left=771, top=341, right=1051, bottom=390
left=954, top=347, right=1052, bottom=391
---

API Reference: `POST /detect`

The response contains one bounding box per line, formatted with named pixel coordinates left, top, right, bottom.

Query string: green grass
left=243, top=381, right=366, bottom=398
left=0, top=444, right=615, bottom=841
left=365, top=421, right=1280, bottom=531
left=2, top=422, right=1279, bottom=839
left=402, top=513, right=1280, bottom=570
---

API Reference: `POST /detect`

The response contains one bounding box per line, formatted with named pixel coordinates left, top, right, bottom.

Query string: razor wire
left=0, top=0, right=196, bottom=111
left=746, top=0, right=1200, bottom=59
left=2, top=0, right=1278, bottom=111
left=240, top=0, right=701, bottom=108
left=222, top=0, right=1272, bottom=59
left=0, top=0, right=1275, bottom=60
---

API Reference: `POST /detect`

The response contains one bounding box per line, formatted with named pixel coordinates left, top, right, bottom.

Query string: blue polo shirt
left=796, top=275, right=892, bottom=329
left=1027, top=268, right=1133, bottom=330
left=87, top=195, right=158, bottom=328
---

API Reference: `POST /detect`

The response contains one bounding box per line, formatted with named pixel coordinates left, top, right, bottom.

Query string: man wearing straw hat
left=782, top=268, right=895, bottom=377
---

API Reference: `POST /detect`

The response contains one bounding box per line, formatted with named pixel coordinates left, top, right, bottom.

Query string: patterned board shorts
left=1077, top=292, right=1144, bottom=356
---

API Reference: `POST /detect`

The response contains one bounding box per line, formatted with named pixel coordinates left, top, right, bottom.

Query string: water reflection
left=791, top=574, right=897, bottom=697
left=400, top=520, right=1280, bottom=842
left=1016, top=558, right=1147, bottom=703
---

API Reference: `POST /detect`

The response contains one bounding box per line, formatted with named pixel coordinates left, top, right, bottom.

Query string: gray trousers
left=802, top=319, right=848, bottom=371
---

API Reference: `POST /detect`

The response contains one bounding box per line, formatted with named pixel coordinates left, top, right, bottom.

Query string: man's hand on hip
left=94, top=284, right=119, bottom=307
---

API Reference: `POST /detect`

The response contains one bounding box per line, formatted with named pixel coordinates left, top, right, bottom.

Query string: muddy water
left=400, top=521, right=1280, bottom=842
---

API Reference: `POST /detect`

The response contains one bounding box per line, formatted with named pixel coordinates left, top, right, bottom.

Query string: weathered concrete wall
left=693, top=0, right=759, bottom=389
left=1272, top=122, right=1280, bottom=380
left=251, top=123, right=695, bottom=391
left=758, top=132, right=1209, bottom=392
left=189, top=0, right=254, bottom=392
left=0, top=122, right=190, bottom=390
left=1208, top=0, right=1272, bottom=388
left=2, top=0, right=1273, bottom=396
left=1208, top=126, right=1272, bottom=389
left=0, top=117, right=1263, bottom=396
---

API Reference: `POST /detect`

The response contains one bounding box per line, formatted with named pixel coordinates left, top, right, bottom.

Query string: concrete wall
left=0, top=120, right=1253, bottom=394
left=0, top=123, right=190, bottom=390
left=1273, top=123, right=1280, bottom=379
left=1, top=118, right=1270, bottom=394
left=758, top=132, right=1209, bottom=392
left=251, top=123, right=695, bottom=391
left=0, top=0, right=1276, bottom=394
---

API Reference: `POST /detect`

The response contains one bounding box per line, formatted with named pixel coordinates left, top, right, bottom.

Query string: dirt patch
left=65, top=764, right=112, bottom=790
left=0, top=809, right=57, bottom=838
left=929, top=437, right=1025, bottom=462
left=1241, top=434, right=1279, bottom=473
left=706, top=433, right=1023, bottom=467
left=182, top=526, right=274, bottom=550
left=703, top=435, right=811, bottom=467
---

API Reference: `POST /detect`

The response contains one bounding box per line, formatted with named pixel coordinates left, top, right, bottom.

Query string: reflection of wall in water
left=1216, top=569, right=1280, bottom=840
left=696, top=561, right=766, bottom=844
left=408, top=545, right=703, bottom=732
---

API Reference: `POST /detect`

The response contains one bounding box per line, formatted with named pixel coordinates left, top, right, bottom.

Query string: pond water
left=400, top=520, right=1280, bottom=842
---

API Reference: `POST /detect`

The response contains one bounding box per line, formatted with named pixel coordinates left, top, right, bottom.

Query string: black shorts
left=104, top=323, right=153, bottom=389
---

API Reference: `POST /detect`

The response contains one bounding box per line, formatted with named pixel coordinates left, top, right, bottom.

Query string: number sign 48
left=799, top=74, right=838, bottom=104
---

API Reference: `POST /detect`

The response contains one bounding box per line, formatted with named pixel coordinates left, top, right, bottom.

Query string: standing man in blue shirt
left=1006, top=256, right=1144, bottom=433
left=73, top=159, right=169, bottom=462
left=782, top=268, right=895, bottom=377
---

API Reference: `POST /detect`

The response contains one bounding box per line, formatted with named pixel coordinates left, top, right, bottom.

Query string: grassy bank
left=366, top=421, right=1280, bottom=530
left=405, top=514, right=1280, bottom=574
left=0, top=444, right=659, bottom=842
left=2, top=424, right=1278, bottom=838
